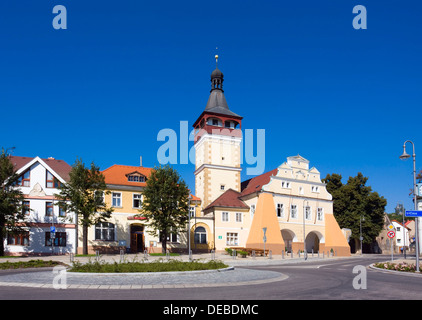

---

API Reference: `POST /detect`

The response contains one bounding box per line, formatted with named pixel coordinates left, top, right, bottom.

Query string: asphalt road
left=1, top=255, right=421, bottom=301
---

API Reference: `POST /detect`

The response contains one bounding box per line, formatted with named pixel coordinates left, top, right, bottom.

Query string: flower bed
left=69, top=259, right=228, bottom=273
left=373, top=262, right=421, bottom=273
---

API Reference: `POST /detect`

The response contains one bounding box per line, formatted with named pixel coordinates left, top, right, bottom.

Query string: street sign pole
left=387, top=229, right=396, bottom=262
left=262, top=227, right=267, bottom=256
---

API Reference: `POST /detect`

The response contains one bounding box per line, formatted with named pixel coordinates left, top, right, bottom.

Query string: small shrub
left=0, top=260, right=62, bottom=270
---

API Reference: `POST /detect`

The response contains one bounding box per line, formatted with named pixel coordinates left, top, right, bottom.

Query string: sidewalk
left=0, top=251, right=350, bottom=267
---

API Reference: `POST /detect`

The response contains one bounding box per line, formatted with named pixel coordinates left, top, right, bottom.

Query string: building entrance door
left=130, top=225, right=144, bottom=253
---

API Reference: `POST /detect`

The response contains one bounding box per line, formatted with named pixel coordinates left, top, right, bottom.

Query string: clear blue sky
left=1, top=0, right=421, bottom=213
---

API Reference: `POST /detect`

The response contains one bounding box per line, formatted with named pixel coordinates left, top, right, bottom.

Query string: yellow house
left=78, top=163, right=204, bottom=254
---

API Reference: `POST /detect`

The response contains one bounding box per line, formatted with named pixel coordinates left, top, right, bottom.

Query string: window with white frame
left=222, top=212, right=229, bottom=222
left=235, top=212, right=242, bottom=222
left=226, top=232, right=238, bottom=246
left=112, top=192, right=122, bottom=207
left=95, top=222, right=115, bottom=241
left=250, top=204, right=255, bottom=215
left=290, top=204, right=297, bottom=219
left=305, top=206, right=311, bottom=220
left=277, top=203, right=284, bottom=217
left=189, top=206, right=195, bottom=218
left=317, top=207, right=324, bottom=221
left=133, top=193, right=142, bottom=208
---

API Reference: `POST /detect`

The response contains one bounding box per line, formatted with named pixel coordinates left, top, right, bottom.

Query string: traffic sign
left=50, top=226, right=56, bottom=233
left=387, top=230, right=395, bottom=239
left=405, top=210, right=422, bottom=217
left=387, top=224, right=395, bottom=231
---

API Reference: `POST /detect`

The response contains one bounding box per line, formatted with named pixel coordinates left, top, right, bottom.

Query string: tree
left=139, top=165, right=190, bottom=253
left=56, top=158, right=113, bottom=255
left=0, top=148, right=25, bottom=256
left=322, top=172, right=387, bottom=252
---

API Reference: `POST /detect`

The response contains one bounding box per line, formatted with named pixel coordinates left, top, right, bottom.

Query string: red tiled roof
left=9, top=156, right=72, bottom=182
left=240, top=168, right=278, bottom=196
left=102, top=164, right=153, bottom=187
left=204, top=189, right=249, bottom=210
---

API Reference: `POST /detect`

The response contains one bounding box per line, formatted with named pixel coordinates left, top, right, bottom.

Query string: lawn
left=0, top=259, right=63, bottom=270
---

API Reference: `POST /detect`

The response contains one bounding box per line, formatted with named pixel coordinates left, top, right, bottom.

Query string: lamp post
left=360, top=215, right=365, bottom=255
left=303, top=200, right=308, bottom=260
left=187, top=194, right=192, bottom=261
left=399, top=140, right=419, bottom=272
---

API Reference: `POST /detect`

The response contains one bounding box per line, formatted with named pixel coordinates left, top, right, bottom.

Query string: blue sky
left=1, top=0, right=421, bottom=213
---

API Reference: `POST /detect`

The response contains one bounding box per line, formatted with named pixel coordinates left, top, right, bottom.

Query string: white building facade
left=4, top=156, right=76, bottom=256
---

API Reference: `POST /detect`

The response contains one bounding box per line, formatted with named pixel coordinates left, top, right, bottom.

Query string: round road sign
left=387, top=230, right=395, bottom=239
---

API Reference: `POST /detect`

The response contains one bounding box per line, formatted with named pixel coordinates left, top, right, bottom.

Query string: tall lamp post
left=399, top=140, right=419, bottom=272
left=187, top=194, right=192, bottom=261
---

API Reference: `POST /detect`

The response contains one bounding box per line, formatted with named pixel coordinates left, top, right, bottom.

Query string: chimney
left=140, top=156, right=143, bottom=167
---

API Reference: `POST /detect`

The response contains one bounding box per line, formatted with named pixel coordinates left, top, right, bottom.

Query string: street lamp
left=360, top=215, right=365, bottom=255
left=187, top=194, right=192, bottom=261
left=303, top=200, right=308, bottom=260
left=399, top=140, right=419, bottom=272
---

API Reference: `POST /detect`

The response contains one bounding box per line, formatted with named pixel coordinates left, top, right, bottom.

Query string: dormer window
left=126, top=172, right=146, bottom=183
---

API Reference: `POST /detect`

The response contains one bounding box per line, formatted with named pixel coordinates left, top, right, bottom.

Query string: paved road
left=0, top=255, right=421, bottom=301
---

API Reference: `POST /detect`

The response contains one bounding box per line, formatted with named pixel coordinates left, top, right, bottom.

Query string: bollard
left=291, top=251, right=293, bottom=258
left=211, top=249, right=215, bottom=261
left=318, top=251, right=320, bottom=258
left=232, top=249, right=237, bottom=259
left=312, top=249, right=314, bottom=257
left=252, top=250, right=256, bottom=260
left=323, top=251, right=325, bottom=258
left=95, top=250, right=100, bottom=262
left=268, top=250, right=272, bottom=259
left=69, top=253, right=74, bottom=263
left=120, top=249, right=125, bottom=263
left=189, top=249, right=193, bottom=261
left=166, top=250, right=170, bottom=261
left=144, top=249, right=148, bottom=261
left=282, top=250, right=284, bottom=259
left=298, top=250, right=300, bottom=258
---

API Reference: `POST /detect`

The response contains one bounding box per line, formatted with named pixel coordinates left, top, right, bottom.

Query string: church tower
left=193, top=56, right=243, bottom=210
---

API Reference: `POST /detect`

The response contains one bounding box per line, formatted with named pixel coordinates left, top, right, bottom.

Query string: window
left=299, top=187, right=304, bottom=195
left=312, top=186, right=320, bottom=193
left=46, top=171, right=61, bottom=188
left=128, top=175, right=145, bottom=182
left=22, top=201, right=30, bottom=215
left=396, top=227, right=401, bottom=232
left=222, top=212, right=229, bottom=222
left=194, top=227, right=207, bottom=244
left=112, top=192, right=121, bottom=207
left=290, top=205, right=297, bottom=219
left=95, top=222, right=115, bottom=241
left=59, top=206, right=66, bottom=217
left=133, top=194, right=142, bottom=208
left=226, top=233, right=239, bottom=246
left=46, top=202, right=53, bottom=216
left=17, top=170, right=30, bottom=187
left=236, top=212, right=242, bottom=222
left=159, top=231, right=180, bottom=243
left=277, top=203, right=284, bottom=217
left=317, top=207, right=324, bottom=221
left=305, top=206, right=311, bottom=220
left=189, top=206, right=195, bottom=218
left=7, top=232, right=29, bottom=246
left=45, top=232, right=66, bottom=247
left=220, top=184, right=225, bottom=191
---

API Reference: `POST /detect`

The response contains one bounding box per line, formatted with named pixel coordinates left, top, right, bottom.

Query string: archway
left=305, top=231, right=324, bottom=253
left=281, top=229, right=297, bottom=253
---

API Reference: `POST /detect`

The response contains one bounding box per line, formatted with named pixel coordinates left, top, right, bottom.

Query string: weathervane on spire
left=215, top=46, right=219, bottom=68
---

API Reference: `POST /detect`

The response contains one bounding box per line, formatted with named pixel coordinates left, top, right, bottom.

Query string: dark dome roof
left=211, top=68, right=223, bottom=78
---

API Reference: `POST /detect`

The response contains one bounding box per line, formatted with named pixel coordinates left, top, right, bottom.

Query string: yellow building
left=78, top=163, right=203, bottom=254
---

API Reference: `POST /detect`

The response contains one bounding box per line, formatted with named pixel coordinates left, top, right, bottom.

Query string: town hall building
left=189, top=57, right=351, bottom=256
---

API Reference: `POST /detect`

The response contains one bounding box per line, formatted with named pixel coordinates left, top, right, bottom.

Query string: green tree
left=0, top=148, right=25, bottom=256
left=323, top=172, right=387, bottom=252
left=56, top=158, right=113, bottom=255
left=139, top=165, right=189, bottom=253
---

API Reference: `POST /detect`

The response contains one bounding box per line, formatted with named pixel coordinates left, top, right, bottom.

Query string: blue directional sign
left=50, top=226, right=56, bottom=233
left=405, top=210, right=422, bottom=217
